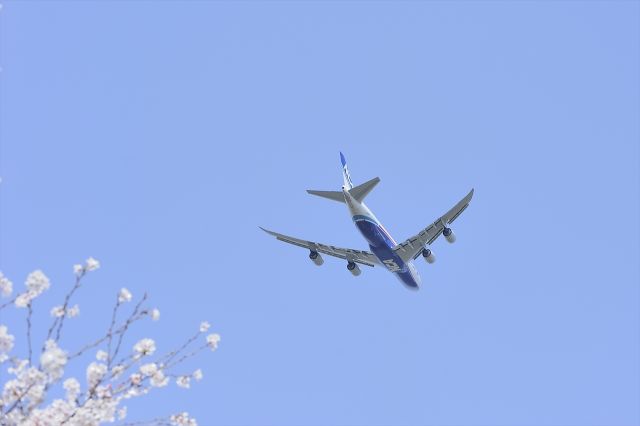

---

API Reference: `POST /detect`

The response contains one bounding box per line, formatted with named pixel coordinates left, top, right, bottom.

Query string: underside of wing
left=393, top=189, right=474, bottom=263
left=259, top=227, right=379, bottom=267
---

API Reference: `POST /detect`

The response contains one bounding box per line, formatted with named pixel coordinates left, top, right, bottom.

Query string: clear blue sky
left=1, top=1, right=638, bottom=425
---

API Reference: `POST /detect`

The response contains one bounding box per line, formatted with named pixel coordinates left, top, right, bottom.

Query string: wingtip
left=467, top=188, right=475, bottom=201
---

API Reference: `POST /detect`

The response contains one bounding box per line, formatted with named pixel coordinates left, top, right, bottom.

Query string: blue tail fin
left=340, top=152, right=354, bottom=190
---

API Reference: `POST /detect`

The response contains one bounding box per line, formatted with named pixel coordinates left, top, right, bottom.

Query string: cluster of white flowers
left=26, top=270, right=50, bottom=294
left=73, top=264, right=84, bottom=276
left=206, top=333, right=221, bottom=351
left=74, top=257, right=101, bottom=277
left=0, top=325, right=15, bottom=362
left=0, top=271, right=13, bottom=297
left=0, top=261, right=221, bottom=425
left=111, top=364, right=125, bottom=378
left=140, top=362, right=158, bottom=376
left=86, top=362, right=108, bottom=389
left=133, top=338, right=156, bottom=356
left=175, top=369, right=204, bottom=390
left=3, top=360, right=48, bottom=412
left=171, top=412, right=198, bottom=426
left=63, top=377, right=80, bottom=401
left=85, top=257, right=100, bottom=272
left=40, top=339, right=67, bottom=380
left=118, top=287, right=132, bottom=303
left=50, top=304, right=79, bottom=318
left=15, top=270, right=50, bottom=307
left=176, top=375, right=191, bottom=389
left=67, top=304, right=80, bottom=317
left=150, top=369, right=168, bottom=388
left=50, top=305, right=65, bottom=318
left=129, top=372, right=143, bottom=386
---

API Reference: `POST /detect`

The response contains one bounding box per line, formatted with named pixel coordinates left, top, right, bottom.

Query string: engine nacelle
left=309, top=250, right=324, bottom=266
left=443, top=227, right=456, bottom=244
left=347, top=261, right=361, bottom=276
left=422, top=248, right=436, bottom=264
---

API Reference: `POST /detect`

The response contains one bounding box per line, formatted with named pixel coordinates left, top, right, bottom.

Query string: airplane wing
left=259, top=227, right=380, bottom=267
left=393, top=189, right=474, bottom=263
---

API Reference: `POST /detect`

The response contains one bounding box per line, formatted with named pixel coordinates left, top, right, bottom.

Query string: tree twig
left=26, top=303, right=33, bottom=365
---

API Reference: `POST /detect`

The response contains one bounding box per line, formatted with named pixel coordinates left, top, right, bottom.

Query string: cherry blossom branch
left=3, top=381, right=36, bottom=416
left=1, top=262, right=218, bottom=426
left=107, top=295, right=123, bottom=368
left=68, top=309, right=148, bottom=360
left=53, top=272, right=85, bottom=343
left=26, top=303, right=33, bottom=365
left=157, top=330, right=201, bottom=367
left=41, top=272, right=85, bottom=354
left=0, top=294, right=18, bottom=310
left=165, top=343, right=208, bottom=371
left=111, top=293, right=148, bottom=364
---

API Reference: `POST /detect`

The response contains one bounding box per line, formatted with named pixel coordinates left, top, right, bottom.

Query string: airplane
left=260, top=153, right=474, bottom=291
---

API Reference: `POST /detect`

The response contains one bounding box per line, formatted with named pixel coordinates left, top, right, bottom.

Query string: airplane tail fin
left=306, top=152, right=380, bottom=203
left=340, top=152, right=354, bottom=190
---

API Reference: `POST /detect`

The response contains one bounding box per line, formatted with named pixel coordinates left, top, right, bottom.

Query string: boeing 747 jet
left=261, top=153, right=473, bottom=291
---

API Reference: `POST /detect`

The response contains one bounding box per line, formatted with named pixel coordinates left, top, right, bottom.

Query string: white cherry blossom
left=0, top=271, right=13, bottom=297
left=176, top=375, right=191, bottom=389
left=63, top=377, right=80, bottom=401
left=118, top=287, right=132, bottom=303
left=193, top=369, right=203, bottom=381
left=86, top=362, right=107, bottom=388
left=15, top=290, right=35, bottom=308
left=140, top=362, right=158, bottom=376
left=199, top=321, right=210, bottom=332
left=171, top=411, right=198, bottom=426
left=111, top=364, right=125, bottom=378
left=150, top=370, right=169, bottom=387
left=50, top=305, right=65, bottom=317
left=206, top=333, right=221, bottom=351
left=85, top=257, right=100, bottom=271
left=40, top=339, right=67, bottom=380
left=67, top=304, right=80, bottom=318
left=0, top=325, right=15, bottom=361
left=130, top=373, right=143, bottom=386
left=133, top=338, right=156, bottom=356
left=25, top=270, right=50, bottom=295
left=73, top=263, right=84, bottom=276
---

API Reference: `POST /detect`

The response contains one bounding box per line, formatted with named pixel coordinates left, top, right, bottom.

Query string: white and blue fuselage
left=342, top=188, right=421, bottom=290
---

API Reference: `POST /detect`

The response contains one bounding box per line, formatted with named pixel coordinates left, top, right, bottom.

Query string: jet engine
left=443, top=227, right=456, bottom=243
left=347, top=261, right=361, bottom=276
left=309, top=250, right=324, bottom=266
left=422, top=248, right=436, bottom=264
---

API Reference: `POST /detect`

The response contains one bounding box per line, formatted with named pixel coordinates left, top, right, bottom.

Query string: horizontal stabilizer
left=306, top=190, right=345, bottom=203
left=306, top=177, right=380, bottom=204
left=350, top=177, right=380, bottom=203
